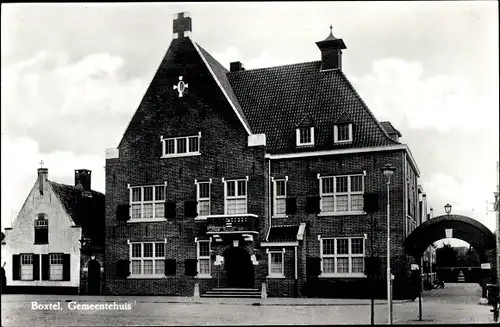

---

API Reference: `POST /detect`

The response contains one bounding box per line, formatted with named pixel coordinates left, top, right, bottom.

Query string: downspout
left=294, top=245, right=298, bottom=297
left=266, top=158, right=272, bottom=241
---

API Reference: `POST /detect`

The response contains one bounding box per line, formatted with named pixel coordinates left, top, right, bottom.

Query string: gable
left=118, top=37, right=251, bottom=150
left=227, top=62, right=398, bottom=154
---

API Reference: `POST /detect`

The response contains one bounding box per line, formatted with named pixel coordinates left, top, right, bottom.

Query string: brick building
left=104, top=12, right=421, bottom=298
left=2, top=167, right=105, bottom=295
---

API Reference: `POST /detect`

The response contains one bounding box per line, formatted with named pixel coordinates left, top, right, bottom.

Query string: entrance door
left=224, top=247, right=255, bottom=288
left=87, top=260, right=101, bottom=295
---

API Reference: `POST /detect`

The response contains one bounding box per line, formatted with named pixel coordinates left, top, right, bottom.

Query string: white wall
left=3, top=173, right=81, bottom=287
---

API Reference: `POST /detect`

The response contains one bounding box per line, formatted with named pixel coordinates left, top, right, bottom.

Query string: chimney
left=38, top=168, right=48, bottom=195
left=75, top=169, right=92, bottom=191
left=316, top=25, right=347, bottom=71
left=172, top=12, right=192, bottom=39
left=230, top=61, right=245, bottom=72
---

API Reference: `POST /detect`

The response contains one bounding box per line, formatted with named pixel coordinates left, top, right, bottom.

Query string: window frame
left=223, top=177, right=248, bottom=215
left=195, top=179, right=212, bottom=218
left=296, top=127, right=315, bottom=147
left=49, top=253, right=64, bottom=281
left=196, top=239, right=212, bottom=278
left=34, top=214, right=49, bottom=244
left=319, top=237, right=365, bottom=278
left=161, top=132, right=201, bottom=158
left=128, top=241, right=166, bottom=278
left=267, top=248, right=285, bottom=278
left=20, top=253, right=34, bottom=281
left=272, top=177, right=288, bottom=218
left=129, top=184, right=166, bottom=222
left=318, top=174, right=365, bottom=216
left=333, top=123, right=353, bottom=143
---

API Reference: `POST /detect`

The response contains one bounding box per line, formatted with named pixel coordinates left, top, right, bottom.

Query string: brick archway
left=404, top=214, right=495, bottom=260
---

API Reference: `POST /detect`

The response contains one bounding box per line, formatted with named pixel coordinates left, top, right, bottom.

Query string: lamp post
left=381, top=163, right=396, bottom=325
left=444, top=203, right=452, bottom=215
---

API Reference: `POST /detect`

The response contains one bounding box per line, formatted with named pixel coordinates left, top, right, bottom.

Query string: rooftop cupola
left=316, top=25, right=347, bottom=71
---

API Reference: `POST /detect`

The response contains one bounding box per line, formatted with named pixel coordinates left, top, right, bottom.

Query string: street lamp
left=381, top=163, right=396, bottom=325
left=444, top=203, right=452, bottom=215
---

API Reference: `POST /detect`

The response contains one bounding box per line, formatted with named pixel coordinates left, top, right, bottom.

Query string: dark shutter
left=165, top=259, right=177, bottom=276
left=363, top=193, right=380, bottom=213
left=116, top=260, right=130, bottom=278
left=41, top=254, right=50, bottom=280
left=63, top=254, right=71, bottom=281
left=285, top=198, right=297, bottom=215
left=41, top=228, right=48, bottom=244
left=184, top=201, right=198, bottom=218
left=12, top=255, right=20, bottom=281
left=116, top=204, right=130, bottom=221
left=306, top=257, right=322, bottom=277
left=33, top=254, right=40, bottom=280
left=364, top=256, right=380, bottom=277
left=184, top=259, right=197, bottom=276
left=305, top=197, right=321, bottom=214
left=165, top=201, right=176, bottom=220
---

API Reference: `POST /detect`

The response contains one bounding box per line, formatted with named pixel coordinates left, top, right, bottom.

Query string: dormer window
left=334, top=123, right=352, bottom=143
left=296, top=127, right=315, bottom=147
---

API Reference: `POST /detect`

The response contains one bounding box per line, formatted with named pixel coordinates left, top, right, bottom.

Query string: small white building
left=1, top=167, right=105, bottom=294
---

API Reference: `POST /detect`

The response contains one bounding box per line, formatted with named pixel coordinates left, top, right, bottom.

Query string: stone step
left=201, top=293, right=261, bottom=298
left=210, top=288, right=260, bottom=292
left=205, top=290, right=261, bottom=295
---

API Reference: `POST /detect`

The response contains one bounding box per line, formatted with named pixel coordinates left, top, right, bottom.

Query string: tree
left=436, top=243, right=458, bottom=267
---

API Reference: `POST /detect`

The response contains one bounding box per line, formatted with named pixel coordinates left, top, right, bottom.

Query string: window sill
left=266, top=275, right=285, bottom=279
left=127, top=275, right=166, bottom=279
left=127, top=218, right=167, bottom=224
left=194, top=216, right=209, bottom=221
left=33, top=243, right=49, bottom=245
left=317, top=211, right=366, bottom=217
left=333, top=140, right=353, bottom=144
left=272, top=215, right=288, bottom=219
left=195, top=275, right=212, bottom=279
left=161, top=152, right=201, bottom=159
left=319, top=273, right=366, bottom=278
left=296, top=143, right=315, bottom=147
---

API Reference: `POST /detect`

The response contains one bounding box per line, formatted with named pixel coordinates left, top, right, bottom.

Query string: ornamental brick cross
left=173, top=12, right=192, bottom=38
left=173, top=76, right=188, bottom=97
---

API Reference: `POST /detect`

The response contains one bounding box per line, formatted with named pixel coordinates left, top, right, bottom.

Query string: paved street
left=1, top=283, right=494, bottom=326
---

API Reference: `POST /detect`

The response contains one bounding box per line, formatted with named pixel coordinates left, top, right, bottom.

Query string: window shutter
left=184, top=259, right=197, bottom=276
left=116, top=204, right=130, bottom=221
left=165, top=259, right=176, bottom=276
left=285, top=198, right=297, bottom=215
left=41, top=254, right=50, bottom=280
left=116, top=260, right=130, bottom=278
left=165, top=201, right=176, bottom=220
left=184, top=201, right=198, bottom=218
left=364, top=256, right=380, bottom=277
left=33, top=254, right=40, bottom=280
left=306, top=257, right=322, bottom=277
left=305, top=197, right=321, bottom=214
left=363, top=193, right=379, bottom=214
left=63, top=254, right=71, bottom=281
left=12, top=255, right=20, bottom=281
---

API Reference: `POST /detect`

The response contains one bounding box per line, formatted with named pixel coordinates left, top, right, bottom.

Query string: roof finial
left=329, top=24, right=333, bottom=34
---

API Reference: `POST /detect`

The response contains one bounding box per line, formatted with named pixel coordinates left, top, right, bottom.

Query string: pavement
left=1, top=283, right=495, bottom=326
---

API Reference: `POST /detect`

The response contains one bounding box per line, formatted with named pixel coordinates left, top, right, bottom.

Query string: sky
left=1, top=2, right=499, bottom=247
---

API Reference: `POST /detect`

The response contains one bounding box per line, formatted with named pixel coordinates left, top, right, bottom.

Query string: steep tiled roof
left=49, top=181, right=105, bottom=240
left=196, top=43, right=253, bottom=134
left=227, top=62, right=399, bottom=153
left=267, top=225, right=299, bottom=242
left=380, top=121, right=402, bottom=137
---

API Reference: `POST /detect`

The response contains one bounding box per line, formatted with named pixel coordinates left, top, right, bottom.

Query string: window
left=196, top=181, right=211, bottom=217
left=130, top=242, right=166, bottom=277
left=296, top=127, right=314, bottom=146
left=268, top=250, right=284, bottom=277
left=273, top=179, right=287, bottom=217
left=319, top=174, right=364, bottom=214
left=334, top=124, right=353, bottom=143
left=21, top=254, right=33, bottom=280
left=50, top=254, right=63, bottom=281
left=34, top=214, right=48, bottom=244
left=130, top=185, right=166, bottom=220
left=161, top=133, right=201, bottom=157
left=225, top=179, right=247, bottom=215
left=197, top=240, right=211, bottom=277
left=320, top=237, right=365, bottom=276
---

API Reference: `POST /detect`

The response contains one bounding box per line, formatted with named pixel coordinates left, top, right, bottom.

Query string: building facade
left=2, top=168, right=105, bottom=294
left=418, top=185, right=437, bottom=284
left=104, top=12, right=422, bottom=298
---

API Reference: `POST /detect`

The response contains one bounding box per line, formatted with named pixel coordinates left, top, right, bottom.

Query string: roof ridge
left=337, top=70, right=400, bottom=144
left=48, top=180, right=104, bottom=196
left=229, top=60, right=320, bottom=74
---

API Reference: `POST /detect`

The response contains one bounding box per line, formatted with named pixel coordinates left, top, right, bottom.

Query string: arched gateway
left=404, top=214, right=497, bottom=293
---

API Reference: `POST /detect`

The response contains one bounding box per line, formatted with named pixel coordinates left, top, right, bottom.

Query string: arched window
left=34, top=213, right=48, bottom=244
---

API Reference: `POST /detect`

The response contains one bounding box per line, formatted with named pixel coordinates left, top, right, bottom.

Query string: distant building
left=418, top=185, right=436, bottom=283
left=2, top=168, right=105, bottom=294
left=103, top=12, right=422, bottom=299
